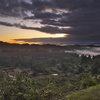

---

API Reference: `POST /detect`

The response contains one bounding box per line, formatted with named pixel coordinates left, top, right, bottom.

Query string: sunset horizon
left=0, top=0, right=100, bottom=44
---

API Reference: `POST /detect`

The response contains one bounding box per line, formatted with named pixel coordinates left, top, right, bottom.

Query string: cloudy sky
left=0, top=0, right=100, bottom=44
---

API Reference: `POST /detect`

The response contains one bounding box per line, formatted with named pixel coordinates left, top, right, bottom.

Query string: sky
left=0, top=0, right=100, bottom=44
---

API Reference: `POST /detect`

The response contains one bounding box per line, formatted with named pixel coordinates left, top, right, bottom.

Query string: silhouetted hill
left=0, top=41, right=99, bottom=50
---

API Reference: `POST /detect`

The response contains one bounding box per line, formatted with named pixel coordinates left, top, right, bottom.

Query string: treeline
left=1, top=41, right=99, bottom=50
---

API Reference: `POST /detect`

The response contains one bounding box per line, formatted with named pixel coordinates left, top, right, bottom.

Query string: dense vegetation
left=0, top=41, right=100, bottom=100
left=0, top=72, right=100, bottom=100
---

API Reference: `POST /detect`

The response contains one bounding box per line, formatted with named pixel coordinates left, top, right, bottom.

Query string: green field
left=66, top=84, right=100, bottom=100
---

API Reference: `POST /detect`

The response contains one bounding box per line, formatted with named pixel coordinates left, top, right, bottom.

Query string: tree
left=0, top=73, right=40, bottom=100
left=79, top=73, right=97, bottom=89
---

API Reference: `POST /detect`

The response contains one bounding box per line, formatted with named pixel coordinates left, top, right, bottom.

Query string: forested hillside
left=0, top=42, right=100, bottom=100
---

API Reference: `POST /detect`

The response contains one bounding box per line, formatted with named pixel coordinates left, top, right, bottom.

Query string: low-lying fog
left=65, top=47, right=100, bottom=57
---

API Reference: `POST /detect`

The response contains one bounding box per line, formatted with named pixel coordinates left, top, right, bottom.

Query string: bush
left=79, top=73, right=97, bottom=89
left=0, top=73, right=40, bottom=100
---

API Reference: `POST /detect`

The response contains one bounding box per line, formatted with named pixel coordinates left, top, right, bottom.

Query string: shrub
left=79, top=73, right=97, bottom=89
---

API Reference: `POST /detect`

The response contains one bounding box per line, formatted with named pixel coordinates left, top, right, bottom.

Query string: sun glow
left=0, top=25, right=67, bottom=44
left=50, top=34, right=67, bottom=38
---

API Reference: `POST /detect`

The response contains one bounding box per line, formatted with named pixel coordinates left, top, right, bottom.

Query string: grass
left=66, top=84, right=100, bottom=100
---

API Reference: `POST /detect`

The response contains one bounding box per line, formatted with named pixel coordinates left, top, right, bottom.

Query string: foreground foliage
left=0, top=73, right=100, bottom=100
left=0, top=73, right=40, bottom=100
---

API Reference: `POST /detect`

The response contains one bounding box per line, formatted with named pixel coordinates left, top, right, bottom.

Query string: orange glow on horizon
left=0, top=25, right=68, bottom=44
left=2, top=39, right=42, bottom=44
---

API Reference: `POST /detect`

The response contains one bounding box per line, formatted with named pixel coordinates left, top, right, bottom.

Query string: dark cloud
left=14, top=34, right=100, bottom=44
left=0, top=21, right=14, bottom=26
left=0, top=21, right=66, bottom=34
left=0, top=0, right=100, bottom=43
left=0, top=0, right=20, bottom=16
left=34, top=12, right=61, bottom=19
left=14, top=38, right=64, bottom=43
left=33, top=26, right=67, bottom=34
